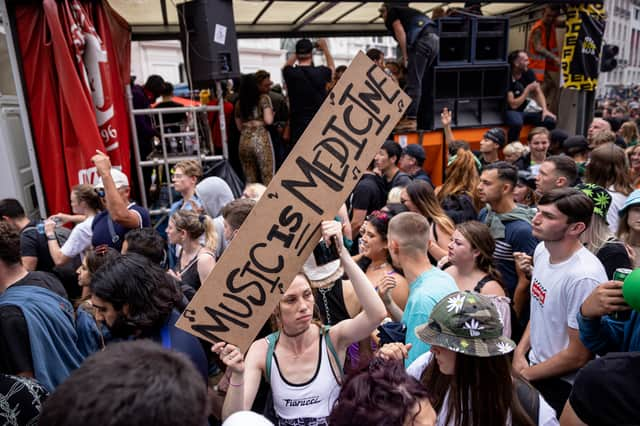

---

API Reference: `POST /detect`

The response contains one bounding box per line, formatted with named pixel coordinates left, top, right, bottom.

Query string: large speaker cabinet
left=417, top=15, right=510, bottom=130
left=177, top=0, right=240, bottom=88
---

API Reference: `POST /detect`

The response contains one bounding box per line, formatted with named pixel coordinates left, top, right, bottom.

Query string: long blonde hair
left=171, top=210, right=217, bottom=252
left=621, top=121, right=639, bottom=146
left=581, top=214, right=613, bottom=253
left=406, top=181, right=455, bottom=236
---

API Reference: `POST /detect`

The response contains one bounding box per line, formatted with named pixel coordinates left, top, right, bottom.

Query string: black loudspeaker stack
left=418, top=16, right=510, bottom=130
left=177, top=0, right=241, bottom=89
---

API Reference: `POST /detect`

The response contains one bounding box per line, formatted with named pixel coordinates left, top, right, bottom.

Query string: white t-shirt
left=606, top=187, right=627, bottom=234
left=60, top=215, right=95, bottom=258
left=528, top=243, right=607, bottom=382
left=407, top=352, right=558, bottom=426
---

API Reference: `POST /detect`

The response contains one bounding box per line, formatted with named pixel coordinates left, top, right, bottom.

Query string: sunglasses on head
left=94, top=188, right=106, bottom=198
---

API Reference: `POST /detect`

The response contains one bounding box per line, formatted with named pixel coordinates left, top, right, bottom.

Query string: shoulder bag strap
left=264, top=330, right=280, bottom=383
left=322, top=325, right=344, bottom=382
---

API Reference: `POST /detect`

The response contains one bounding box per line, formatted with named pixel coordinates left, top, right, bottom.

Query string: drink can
left=611, top=268, right=632, bottom=321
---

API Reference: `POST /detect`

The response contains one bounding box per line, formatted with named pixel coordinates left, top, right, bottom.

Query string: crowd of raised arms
left=2, top=3, right=640, bottom=426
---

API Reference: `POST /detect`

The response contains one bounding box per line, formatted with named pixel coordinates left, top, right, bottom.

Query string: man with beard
left=512, top=188, right=606, bottom=417
left=90, top=253, right=208, bottom=382
left=505, top=50, right=556, bottom=144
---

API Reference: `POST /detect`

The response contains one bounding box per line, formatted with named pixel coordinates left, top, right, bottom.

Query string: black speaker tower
left=418, top=16, right=510, bottom=130
left=177, top=0, right=240, bottom=89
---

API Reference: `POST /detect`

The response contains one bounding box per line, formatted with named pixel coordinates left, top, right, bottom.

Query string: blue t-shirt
left=402, top=268, right=458, bottom=367
left=478, top=209, right=538, bottom=296
left=91, top=203, right=151, bottom=251
left=156, top=310, right=209, bottom=383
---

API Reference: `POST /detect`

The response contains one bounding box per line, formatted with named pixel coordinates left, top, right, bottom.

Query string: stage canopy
left=109, top=0, right=535, bottom=39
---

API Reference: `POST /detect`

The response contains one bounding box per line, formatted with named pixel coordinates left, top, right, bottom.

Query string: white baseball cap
left=94, top=168, right=129, bottom=189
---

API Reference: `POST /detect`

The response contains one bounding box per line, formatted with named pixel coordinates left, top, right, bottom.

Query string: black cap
left=402, top=144, right=426, bottom=162
left=484, top=128, right=506, bottom=147
left=295, top=39, right=314, bottom=55
left=550, top=129, right=568, bottom=144
left=563, top=135, right=589, bottom=152
left=517, top=171, right=537, bottom=191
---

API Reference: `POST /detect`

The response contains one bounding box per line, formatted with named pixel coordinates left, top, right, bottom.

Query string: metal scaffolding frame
left=125, top=81, right=229, bottom=218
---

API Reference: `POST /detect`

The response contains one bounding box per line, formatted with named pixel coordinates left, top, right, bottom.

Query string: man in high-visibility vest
left=528, top=5, right=562, bottom=114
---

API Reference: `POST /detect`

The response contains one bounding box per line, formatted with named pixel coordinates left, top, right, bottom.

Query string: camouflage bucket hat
left=576, top=183, right=611, bottom=224
left=415, top=291, right=515, bottom=357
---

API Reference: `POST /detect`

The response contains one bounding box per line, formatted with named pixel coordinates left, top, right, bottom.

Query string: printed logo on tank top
left=531, top=278, right=547, bottom=307
left=283, top=395, right=321, bottom=407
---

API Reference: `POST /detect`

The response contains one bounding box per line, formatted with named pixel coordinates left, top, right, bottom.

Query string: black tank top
left=313, top=279, right=350, bottom=326
left=179, top=251, right=215, bottom=292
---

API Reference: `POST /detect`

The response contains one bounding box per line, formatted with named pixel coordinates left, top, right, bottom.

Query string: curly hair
left=85, top=246, right=121, bottom=275
left=329, top=359, right=432, bottom=426
left=357, top=210, right=396, bottom=271
left=90, top=254, right=180, bottom=331
left=0, top=221, right=21, bottom=265
left=238, top=74, right=261, bottom=121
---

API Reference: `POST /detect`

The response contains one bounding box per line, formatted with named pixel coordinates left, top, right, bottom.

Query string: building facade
left=130, top=36, right=396, bottom=89
left=598, top=0, right=640, bottom=96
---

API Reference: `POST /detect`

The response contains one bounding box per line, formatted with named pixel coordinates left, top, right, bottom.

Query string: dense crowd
left=3, top=3, right=640, bottom=426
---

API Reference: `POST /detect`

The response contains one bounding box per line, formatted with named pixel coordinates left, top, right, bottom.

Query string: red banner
left=13, top=0, right=131, bottom=215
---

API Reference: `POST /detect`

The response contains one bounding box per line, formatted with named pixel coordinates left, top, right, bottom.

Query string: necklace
left=371, top=261, right=389, bottom=271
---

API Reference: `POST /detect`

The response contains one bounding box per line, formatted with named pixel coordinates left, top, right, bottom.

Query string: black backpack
left=22, top=223, right=71, bottom=246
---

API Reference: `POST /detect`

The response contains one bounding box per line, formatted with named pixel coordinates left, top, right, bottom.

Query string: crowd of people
left=2, top=3, right=640, bottom=426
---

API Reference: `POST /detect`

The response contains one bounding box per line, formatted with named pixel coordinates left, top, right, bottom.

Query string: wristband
left=46, top=234, right=57, bottom=241
left=228, top=379, right=243, bottom=387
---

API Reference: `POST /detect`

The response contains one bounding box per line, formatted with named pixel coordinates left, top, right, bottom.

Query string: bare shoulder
left=246, top=337, right=269, bottom=372
left=481, top=280, right=506, bottom=298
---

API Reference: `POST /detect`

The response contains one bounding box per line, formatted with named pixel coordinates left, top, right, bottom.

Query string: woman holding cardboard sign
left=212, top=220, right=387, bottom=424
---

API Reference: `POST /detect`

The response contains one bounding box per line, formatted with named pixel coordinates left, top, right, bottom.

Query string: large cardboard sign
left=176, top=52, right=410, bottom=352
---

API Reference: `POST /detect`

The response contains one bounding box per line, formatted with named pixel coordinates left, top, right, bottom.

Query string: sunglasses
left=94, top=188, right=106, bottom=198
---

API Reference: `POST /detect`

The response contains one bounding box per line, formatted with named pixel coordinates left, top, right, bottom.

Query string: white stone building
left=597, top=0, right=640, bottom=96
left=130, top=36, right=396, bottom=88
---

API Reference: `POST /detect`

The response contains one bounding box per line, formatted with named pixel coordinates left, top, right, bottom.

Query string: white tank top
left=269, top=332, right=341, bottom=425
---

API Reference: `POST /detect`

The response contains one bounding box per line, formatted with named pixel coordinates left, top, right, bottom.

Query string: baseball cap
left=576, top=183, right=611, bottom=223
left=619, top=189, right=640, bottom=217
left=563, top=135, right=589, bottom=153
left=295, top=39, right=314, bottom=55
left=94, top=168, right=129, bottom=190
left=483, top=128, right=506, bottom=147
left=415, top=291, right=515, bottom=357
left=402, top=144, right=426, bottom=163
left=517, top=171, right=536, bottom=191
